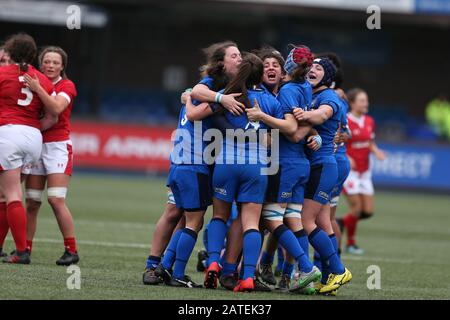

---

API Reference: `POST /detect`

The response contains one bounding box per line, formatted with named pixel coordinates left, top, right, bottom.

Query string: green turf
left=0, top=173, right=449, bottom=300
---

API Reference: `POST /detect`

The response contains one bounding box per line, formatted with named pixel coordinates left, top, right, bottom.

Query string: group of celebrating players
left=0, top=33, right=384, bottom=295
left=143, top=41, right=386, bottom=295
left=0, top=33, right=79, bottom=266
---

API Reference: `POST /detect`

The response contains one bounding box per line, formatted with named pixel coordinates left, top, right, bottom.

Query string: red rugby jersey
left=42, top=77, right=77, bottom=143
left=0, top=64, right=53, bottom=129
left=346, top=113, right=376, bottom=173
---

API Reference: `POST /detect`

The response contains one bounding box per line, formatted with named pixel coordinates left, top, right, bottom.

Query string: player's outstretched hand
left=246, top=98, right=264, bottom=122
left=24, top=73, right=41, bottom=92
left=221, top=93, right=245, bottom=115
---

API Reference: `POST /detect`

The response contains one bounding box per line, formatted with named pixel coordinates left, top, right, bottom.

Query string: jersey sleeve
left=57, top=80, right=77, bottom=104
left=272, top=99, right=284, bottom=119
left=198, top=76, right=214, bottom=90
left=278, top=86, right=302, bottom=115
left=318, top=94, right=340, bottom=116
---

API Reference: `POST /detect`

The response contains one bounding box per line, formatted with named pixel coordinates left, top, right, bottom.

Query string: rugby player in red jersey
left=22, top=46, right=80, bottom=265
left=0, top=33, right=54, bottom=264
left=341, top=88, right=386, bottom=254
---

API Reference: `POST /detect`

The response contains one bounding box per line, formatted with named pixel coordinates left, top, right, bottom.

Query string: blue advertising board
left=371, top=143, right=450, bottom=191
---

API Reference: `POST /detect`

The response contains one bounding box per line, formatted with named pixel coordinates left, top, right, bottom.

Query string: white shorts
left=0, top=124, right=42, bottom=171
left=22, top=140, right=73, bottom=176
left=343, top=169, right=374, bottom=196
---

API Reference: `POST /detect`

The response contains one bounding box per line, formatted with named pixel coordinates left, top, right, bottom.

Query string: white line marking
left=33, top=238, right=150, bottom=249
left=342, top=255, right=413, bottom=264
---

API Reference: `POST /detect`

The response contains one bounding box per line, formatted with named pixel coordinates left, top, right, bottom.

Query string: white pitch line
left=342, top=255, right=413, bottom=264
left=38, top=217, right=155, bottom=230
left=33, top=238, right=149, bottom=249
left=30, top=238, right=414, bottom=264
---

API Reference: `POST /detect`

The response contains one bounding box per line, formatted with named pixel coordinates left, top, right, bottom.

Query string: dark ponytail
left=223, top=53, right=263, bottom=109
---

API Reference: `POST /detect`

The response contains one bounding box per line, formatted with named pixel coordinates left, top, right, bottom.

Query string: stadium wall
left=70, top=121, right=450, bottom=191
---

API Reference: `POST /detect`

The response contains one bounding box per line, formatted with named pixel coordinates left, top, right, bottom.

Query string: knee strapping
left=47, top=187, right=67, bottom=199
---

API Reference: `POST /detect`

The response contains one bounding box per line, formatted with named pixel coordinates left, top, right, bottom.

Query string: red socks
left=0, top=202, right=8, bottom=248
left=6, top=201, right=27, bottom=252
left=343, top=214, right=359, bottom=247
left=64, top=237, right=77, bottom=254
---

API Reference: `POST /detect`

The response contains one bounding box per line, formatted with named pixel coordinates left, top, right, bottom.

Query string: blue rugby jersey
left=306, top=88, right=341, bottom=165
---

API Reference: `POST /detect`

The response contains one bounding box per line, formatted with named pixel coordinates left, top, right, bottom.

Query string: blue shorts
left=213, top=163, right=267, bottom=204
left=265, top=159, right=310, bottom=204
left=331, top=155, right=351, bottom=199
left=166, top=164, right=212, bottom=211
left=305, top=162, right=338, bottom=205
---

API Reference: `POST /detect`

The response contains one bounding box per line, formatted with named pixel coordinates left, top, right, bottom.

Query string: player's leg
left=332, top=155, right=350, bottom=251
left=24, top=172, right=46, bottom=254
left=259, top=233, right=278, bottom=285
left=233, top=202, right=262, bottom=292
left=342, top=194, right=363, bottom=254
left=46, top=173, right=79, bottom=265
left=0, top=168, right=30, bottom=264
left=204, top=197, right=232, bottom=289
left=153, top=168, right=188, bottom=283
left=341, top=170, right=364, bottom=253
left=151, top=191, right=183, bottom=261
left=316, top=204, right=335, bottom=283
left=348, top=174, right=375, bottom=254
left=361, top=195, right=374, bottom=219
left=149, top=212, right=185, bottom=285
left=303, top=164, right=350, bottom=293
left=330, top=204, right=342, bottom=254
left=360, top=170, right=375, bottom=220
left=204, top=162, right=235, bottom=289
left=169, top=208, right=205, bottom=288
left=0, top=190, right=8, bottom=257
left=259, top=167, right=283, bottom=284
left=219, top=216, right=243, bottom=290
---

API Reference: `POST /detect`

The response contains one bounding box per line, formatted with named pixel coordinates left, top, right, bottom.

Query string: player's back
left=224, top=88, right=282, bottom=131
left=277, top=80, right=312, bottom=160
left=0, top=64, right=53, bottom=129
left=221, top=88, right=283, bottom=164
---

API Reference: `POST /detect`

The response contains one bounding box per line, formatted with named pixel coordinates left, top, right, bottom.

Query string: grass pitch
left=0, top=173, right=449, bottom=300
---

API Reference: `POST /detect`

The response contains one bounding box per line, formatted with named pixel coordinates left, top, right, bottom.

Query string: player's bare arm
left=246, top=98, right=298, bottom=135
left=191, top=83, right=245, bottom=115
left=185, top=95, right=214, bottom=121
left=23, top=73, right=69, bottom=115
left=293, top=104, right=333, bottom=126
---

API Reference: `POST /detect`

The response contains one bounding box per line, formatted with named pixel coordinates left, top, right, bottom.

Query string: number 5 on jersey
left=18, top=76, right=33, bottom=106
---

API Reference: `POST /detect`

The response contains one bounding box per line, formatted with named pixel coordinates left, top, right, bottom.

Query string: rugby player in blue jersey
left=246, top=46, right=323, bottom=294
left=293, top=57, right=352, bottom=294
left=143, top=41, right=242, bottom=287
left=203, top=53, right=285, bottom=292
left=311, top=53, right=352, bottom=295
